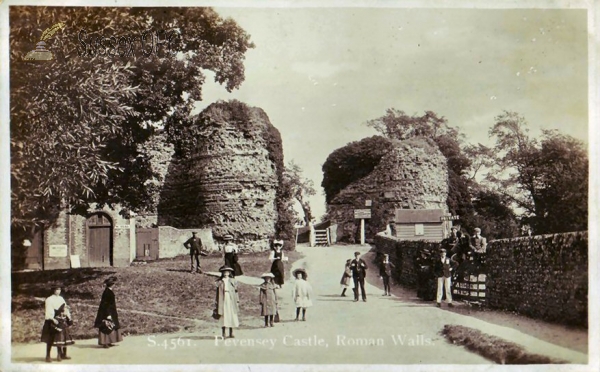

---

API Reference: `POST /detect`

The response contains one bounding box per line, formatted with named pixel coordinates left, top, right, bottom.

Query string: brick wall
left=43, top=206, right=134, bottom=269
left=374, top=231, right=588, bottom=327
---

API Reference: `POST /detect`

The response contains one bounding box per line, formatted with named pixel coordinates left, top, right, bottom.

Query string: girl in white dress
left=292, top=268, right=313, bottom=321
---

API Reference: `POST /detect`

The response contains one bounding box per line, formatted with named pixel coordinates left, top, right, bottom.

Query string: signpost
left=354, top=209, right=371, bottom=245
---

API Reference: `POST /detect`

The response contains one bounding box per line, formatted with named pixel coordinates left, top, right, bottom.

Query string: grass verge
left=12, top=250, right=303, bottom=343
left=441, top=324, right=567, bottom=364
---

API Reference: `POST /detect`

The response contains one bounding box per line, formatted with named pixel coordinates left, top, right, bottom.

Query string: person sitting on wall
left=469, top=227, right=487, bottom=269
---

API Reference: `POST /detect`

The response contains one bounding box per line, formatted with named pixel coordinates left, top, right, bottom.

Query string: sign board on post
left=354, top=209, right=371, bottom=219
left=49, top=245, right=68, bottom=257
left=365, top=200, right=372, bottom=207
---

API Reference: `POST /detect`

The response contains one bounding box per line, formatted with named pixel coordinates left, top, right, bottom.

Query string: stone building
left=327, top=138, right=449, bottom=243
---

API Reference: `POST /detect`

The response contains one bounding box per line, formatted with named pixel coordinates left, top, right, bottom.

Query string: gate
left=136, top=228, right=159, bottom=260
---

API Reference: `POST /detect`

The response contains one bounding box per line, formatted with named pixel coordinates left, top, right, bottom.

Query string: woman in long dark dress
left=94, top=277, right=123, bottom=348
left=269, top=239, right=287, bottom=287
left=40, top=285, right=74, bottom=362
left=222, top=234, right=243, bottom=277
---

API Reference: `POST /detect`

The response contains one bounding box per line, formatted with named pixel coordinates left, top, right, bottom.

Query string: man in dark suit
left=183, top=232, right=203, bottom=273
left=433, top=248, right=453, bottom=308
left=350, top=251, right=368, bottom=302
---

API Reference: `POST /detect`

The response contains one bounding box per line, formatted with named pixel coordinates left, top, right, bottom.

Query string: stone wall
left=157, top=227, right=215, bottom=259
left=154, top=101, right=286, bottom=252
left=374, top=231, right=588, bottom=327
left=329, top=138, right=448, bottom=243
left=486, top=232, right=587, bottom=327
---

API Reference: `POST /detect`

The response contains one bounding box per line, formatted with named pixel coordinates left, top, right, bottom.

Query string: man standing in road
left=434, top=248, right=453, bottom=308
left=350, top=251, right=368, bottom=302
left=184, top=232, right=203, bottom=274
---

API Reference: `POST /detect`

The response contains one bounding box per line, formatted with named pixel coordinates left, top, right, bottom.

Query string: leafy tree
left=466, top=189, right=519, bottom=239
left=321, top=136, right=394, bottom=203
left=283, top=161, right=316, bottom=225
left=10, top=7, right=254, bottom=230
left=485, top=111, right=588, bottom=234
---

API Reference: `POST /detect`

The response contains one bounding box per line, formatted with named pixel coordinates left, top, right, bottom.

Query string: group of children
left=214, top=265, right=314, bottom=338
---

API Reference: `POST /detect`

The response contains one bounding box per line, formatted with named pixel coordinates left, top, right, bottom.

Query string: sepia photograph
left=1, top=1, right=597, bottom=371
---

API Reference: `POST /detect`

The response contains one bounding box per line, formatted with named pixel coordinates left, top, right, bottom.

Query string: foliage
left=10, top=7, right=254, bottom=231
left=321, top=135, right=394, bottom=203
left=283, top=161, right=316, bottom=225
left=467, top=189, right=519, bottom=239
left=441, top=325, right=566, bottom=364
left=484, top=111, right=588, bottom=234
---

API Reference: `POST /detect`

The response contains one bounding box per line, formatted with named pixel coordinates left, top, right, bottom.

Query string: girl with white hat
left=269, top=239, right=288, bottom=287
left=258, top=273, right=278, bottom=327
left=291, top=268, right=313, bottom=321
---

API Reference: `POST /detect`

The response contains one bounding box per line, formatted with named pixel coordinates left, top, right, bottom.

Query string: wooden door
left=136, top=228, right=158, bottom=260
left=87, top=213, right=112, bottom=267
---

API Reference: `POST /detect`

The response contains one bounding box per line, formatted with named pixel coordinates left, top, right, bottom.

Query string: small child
left=339, top=259, right=354, bottom=297
left=292, top=268, right=313, bottom=321
left=52, top=303, right=75, bottom=359
left=259, top=273, right=278, bottom=327
left=379, top=254, right=395, bottom=296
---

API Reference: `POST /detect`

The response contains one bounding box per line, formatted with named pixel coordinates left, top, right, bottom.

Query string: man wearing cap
left=433, top=248, right=453, bottom=307
left=469, top=228, right=487, bottom=254
left=350, top=251, right=368, bottom=302
left=184, top=232, right=203, bottom=273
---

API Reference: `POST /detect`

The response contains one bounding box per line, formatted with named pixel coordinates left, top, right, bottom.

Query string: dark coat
left=433, top=257, right=453, bottom=278
left=94, top=287, right=120, bottom=329
left=184, top=236, right=203, bottom=254
left=350, top=258, right=368, bottom=279
left=379, top=261, right=395, bottom=277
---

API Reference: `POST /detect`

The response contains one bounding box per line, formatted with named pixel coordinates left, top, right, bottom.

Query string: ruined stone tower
left=157, top=100, right=284, bottom=250
left=327, top=137, right=449, bottom=242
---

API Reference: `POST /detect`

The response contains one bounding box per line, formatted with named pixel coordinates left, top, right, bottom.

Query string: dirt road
left=10, top=244, right=587, bottom=365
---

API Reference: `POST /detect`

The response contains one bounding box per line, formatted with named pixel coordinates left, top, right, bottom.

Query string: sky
left=193, top=7, right=589, bottom=222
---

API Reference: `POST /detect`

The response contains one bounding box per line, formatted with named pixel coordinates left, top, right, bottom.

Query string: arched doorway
left=87, top=213, right=113, bottom=267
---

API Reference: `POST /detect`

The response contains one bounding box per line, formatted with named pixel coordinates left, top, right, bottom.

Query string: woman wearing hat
left=269, top=239, right=288, bottom=287
left=215, top=266, right=240, bottom=338
left=222, top=235, right=243, bottom=277
left=291, top=268, right=313, bottom=321
left=258, top=273, right=278, bottom=327
left=94, top=277, right=123, bottom=348
left=41, top=285, right=74, bottom=362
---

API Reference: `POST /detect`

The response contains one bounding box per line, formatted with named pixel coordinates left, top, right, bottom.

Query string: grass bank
left=441, top=324, right=567, bottom=364
left=12, top=250, right=303, bottom=343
